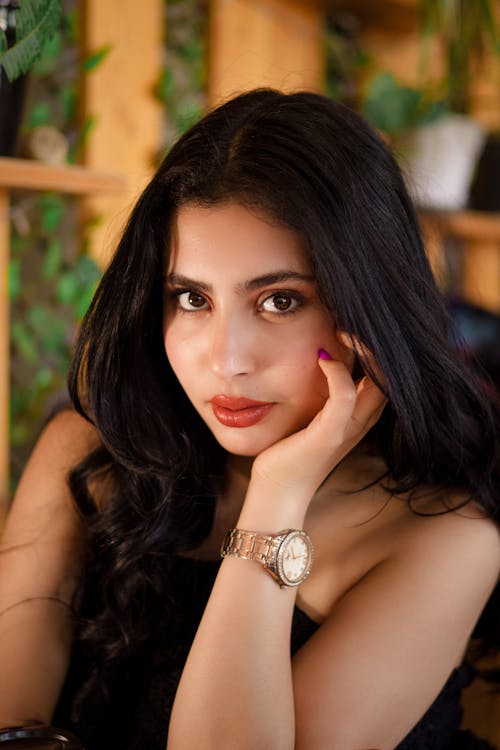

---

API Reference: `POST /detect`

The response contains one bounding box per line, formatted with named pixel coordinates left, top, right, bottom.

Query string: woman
left=0, top=89, right=499, bottom=750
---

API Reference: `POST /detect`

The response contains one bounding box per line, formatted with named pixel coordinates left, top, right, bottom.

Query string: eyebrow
left=165, top=270, right=314, bottom=293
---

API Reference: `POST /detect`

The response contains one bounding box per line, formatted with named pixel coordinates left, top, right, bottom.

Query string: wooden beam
left=0, top=188, right=9, bottom=520
left=81, top=0, right=164, bottom=264
left=208, top=0, right=324, bottom=106
left=0, top=158, right=125, bottom=194
left=421, top=211, right=500, bottom=313
left=463, top=239, right=500, bottom=314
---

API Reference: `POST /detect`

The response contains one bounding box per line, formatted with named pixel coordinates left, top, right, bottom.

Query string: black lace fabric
left=55, top=558, right=496, bottom=750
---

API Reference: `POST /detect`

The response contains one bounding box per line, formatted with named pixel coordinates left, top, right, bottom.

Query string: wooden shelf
left=0, top=157, right=125, bottom=194
left=0, top=158, right=125, bottom=514
left=421, top=210, right=500, bottom=242
left=419, top=210, right=500, bottom=316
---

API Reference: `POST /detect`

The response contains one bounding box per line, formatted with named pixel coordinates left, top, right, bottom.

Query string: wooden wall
left=208, top=0, right=324, bottom=106
left=81, top=0, right=165, bottom=263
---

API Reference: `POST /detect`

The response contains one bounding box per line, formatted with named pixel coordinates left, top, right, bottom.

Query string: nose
left=209, top=311, right=258, bottom=379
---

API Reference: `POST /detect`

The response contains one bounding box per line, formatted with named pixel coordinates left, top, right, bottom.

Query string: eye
left=177, top=291, right=209, bottom=311
left=260, top=292, right=302, bottom=314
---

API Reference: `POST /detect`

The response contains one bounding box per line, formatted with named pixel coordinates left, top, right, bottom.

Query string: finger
left=316, top=356, right=358, bottom=424
left=351, top=375, right=388, bottom=431
left=336, top=331, right=387, bottom=394
left=319, top=350, right=386, bottom=439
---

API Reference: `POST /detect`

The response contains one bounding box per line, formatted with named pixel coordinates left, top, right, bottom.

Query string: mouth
left=209, top=395, right=275, bottom=428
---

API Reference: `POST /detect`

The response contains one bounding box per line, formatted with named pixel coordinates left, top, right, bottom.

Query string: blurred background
left=0, top=0, right=499, bottom=742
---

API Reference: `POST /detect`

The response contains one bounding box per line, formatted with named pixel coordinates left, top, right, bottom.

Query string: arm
left=292, top=512, right=500, bottom=749
left=167, top=357, right=499, bottom=750
left=0, top=410, right=97, bottom=728
left=167, top=359, right=387, bottom=749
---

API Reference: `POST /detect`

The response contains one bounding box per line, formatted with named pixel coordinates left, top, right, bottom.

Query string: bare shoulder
left=303, top=461, right=500, bottom=624
left=395, top=495, right=500, bottom=585
left=1, top=409, right=101, bottom=549
left=29, top=407, right=101, bottom=469
left=294, top=496, right=500, bottom=750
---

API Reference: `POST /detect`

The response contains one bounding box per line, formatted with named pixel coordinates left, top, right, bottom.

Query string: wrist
left=221, top=528, right=314, bottom=588
left=237, top=478, right=311, bottom=530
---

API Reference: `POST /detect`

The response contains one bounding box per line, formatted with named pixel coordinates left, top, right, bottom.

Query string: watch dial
left=280, top=532, right=312, bottom=584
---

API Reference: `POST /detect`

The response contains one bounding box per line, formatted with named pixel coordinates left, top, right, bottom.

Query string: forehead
left=168, top=202, right=311, bottom=276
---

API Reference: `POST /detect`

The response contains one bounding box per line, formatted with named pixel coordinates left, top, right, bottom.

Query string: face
left=163, top=202, right=353, bottom=458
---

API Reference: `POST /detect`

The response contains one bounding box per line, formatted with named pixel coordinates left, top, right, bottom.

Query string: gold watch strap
left=220, top=528, right=285, bottom=567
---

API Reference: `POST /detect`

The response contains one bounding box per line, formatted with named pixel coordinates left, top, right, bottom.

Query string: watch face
left=277, top=531, right=313, bottom=586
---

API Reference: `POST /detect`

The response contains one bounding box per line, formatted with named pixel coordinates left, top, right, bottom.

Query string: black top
left=55, top=557, right=495, bottom=750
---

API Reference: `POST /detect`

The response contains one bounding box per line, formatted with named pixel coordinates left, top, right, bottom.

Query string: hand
left=250, top=340, right=387, bottom=501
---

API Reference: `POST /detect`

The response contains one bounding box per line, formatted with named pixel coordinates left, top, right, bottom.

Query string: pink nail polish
left=318, top=348, right=332, bottom=361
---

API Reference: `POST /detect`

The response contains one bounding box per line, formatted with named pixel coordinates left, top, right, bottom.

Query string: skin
left=163, top=201, right=356, bottom=462
left=0, top=202, right=498, bottom=749
left=163, top=202, right=500, bottom=750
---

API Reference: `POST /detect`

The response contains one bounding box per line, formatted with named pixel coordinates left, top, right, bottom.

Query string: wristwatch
left=220, top=528, right=313, bottom=587
left=0, top=724, right=83, bottom=747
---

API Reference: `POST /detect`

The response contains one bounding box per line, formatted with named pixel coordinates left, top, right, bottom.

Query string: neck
left=221, top=454, right=254, bottom=511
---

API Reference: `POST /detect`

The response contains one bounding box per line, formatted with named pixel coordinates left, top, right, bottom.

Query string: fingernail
left=318, top=348, right=332, bottom=360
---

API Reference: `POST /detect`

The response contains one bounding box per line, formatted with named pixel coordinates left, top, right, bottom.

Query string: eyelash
left=258, top=291, right=304, bottom=315
left=167, top=289, right=305, bottom=316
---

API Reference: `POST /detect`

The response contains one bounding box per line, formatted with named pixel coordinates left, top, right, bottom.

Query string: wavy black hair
left=66, top=89, right=500, bottom=711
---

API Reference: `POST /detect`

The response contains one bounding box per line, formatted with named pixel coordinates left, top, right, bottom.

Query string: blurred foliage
left=362, top=72, right=447, bottom=134
left=419, top=0, right=500, bottom=114
left=325, top=10, right=369, bottom=107
left=156, top=0, right=207, bottom=154
left=9, top=0, right=208, bottom=493
left=354, top=0, right=500, bottom=136
left=9, top=0, right=104, bottom=491
left=0, top=0, right=62, bottom=82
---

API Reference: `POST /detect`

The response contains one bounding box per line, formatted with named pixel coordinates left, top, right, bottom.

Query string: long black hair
left=66, top=89, right=500, bottom=708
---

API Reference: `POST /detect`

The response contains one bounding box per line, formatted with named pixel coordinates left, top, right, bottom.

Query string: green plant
left=325, top=10, right=369, bottom=107
left=0, top=0, right=62, bottom=81
left=156, top=0, right=207, bottom=153
left=8, top=0, right=104, bottom=492
left=363, top=72, right=447, bottom=135
left=419, top=0, right=500, bottom=113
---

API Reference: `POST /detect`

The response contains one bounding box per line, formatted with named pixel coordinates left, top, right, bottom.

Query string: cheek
left=270, top=324, right=352, bottom=379
left=163, top=324, right=194, bottom=389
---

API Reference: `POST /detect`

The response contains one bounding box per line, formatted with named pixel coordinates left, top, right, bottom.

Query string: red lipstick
left=210, top=395, right=274, bottom=428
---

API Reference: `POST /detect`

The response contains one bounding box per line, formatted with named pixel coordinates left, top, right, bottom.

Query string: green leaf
left=156, top=68, right=174, bottom=102
left=173, top=99, right=203, bottom=134
left=42, top=239, right=62, bottom=279
left=8, top=259, right=21, bottom=301
left=32, top=29, right=61, bottom=76
left=25, top=306, right=66, bottom=354
left=34, top=366, right=53, bottom=389
left=70, top=115, right=97, bottom=160
left=0, top=30, right=7, bottom=55
left=39, top=193, right=65, bottom=232
left=77, top=115, right=96, bottom=146
left=11, top=321, right=38, bottom=364
left=26, top=101, right=51, bottom=128
left=84, top=45, right=111, bottom=72
left=179, top=38, right=202, bottom=63
left=64, top=255, right=102, bottom=319
left=56, top=271, right=79, bottom=305
left=363, top=73, right=446, bottom=134
left=0, top=0, right=62, bottom=82
left=63, top=8, right=79, bottom=45
left=40, top=320, right=67, bottom=353
left=58, top=85, right=76, bottom=122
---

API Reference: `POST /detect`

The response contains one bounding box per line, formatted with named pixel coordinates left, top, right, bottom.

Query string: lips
left=210, top=395, right=274, bottom=428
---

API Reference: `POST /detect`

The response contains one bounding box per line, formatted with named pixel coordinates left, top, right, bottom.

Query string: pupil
left=189, top=293, right=204, bottom=307
left=274, top=295, right=290, bottom=310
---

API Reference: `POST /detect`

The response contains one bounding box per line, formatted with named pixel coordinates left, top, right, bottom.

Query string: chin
left=211, top=432, right=275, bottom=457
left=208, top=418, right=308, bottom=458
